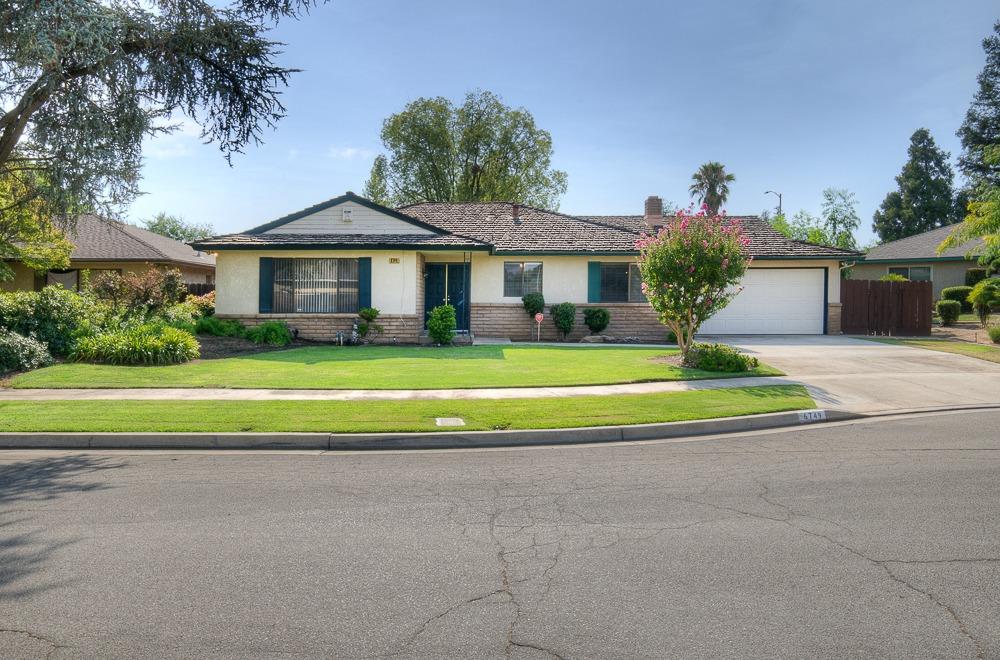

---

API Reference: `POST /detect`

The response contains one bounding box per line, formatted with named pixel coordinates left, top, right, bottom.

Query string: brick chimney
left=643, top=195, right=663, bottom=231
left=512, top=203, right=522, bottom=224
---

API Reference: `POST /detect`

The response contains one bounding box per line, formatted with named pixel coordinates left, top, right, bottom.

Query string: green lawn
left=10, top=344, right=781, bottom=390
left=865, top=337, right=1000, bottom=364
left=0, top=386, right=813, bottom=433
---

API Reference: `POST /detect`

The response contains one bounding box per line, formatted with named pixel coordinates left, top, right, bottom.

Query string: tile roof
left=195, top=194, right=857, bottom=259
left=863, top=223, right=984, bottom=261
left=63, top=214, right=215, bottom=268
left=192, top=232, right=489, bottom=250
left=400, top=202, right=641, bottom=253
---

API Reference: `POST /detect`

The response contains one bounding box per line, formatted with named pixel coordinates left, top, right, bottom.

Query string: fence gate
left=841, top=279, right=932, bottom=336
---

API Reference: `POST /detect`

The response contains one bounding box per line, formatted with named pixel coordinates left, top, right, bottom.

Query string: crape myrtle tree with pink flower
left=635, top=205, right=752, bottom=360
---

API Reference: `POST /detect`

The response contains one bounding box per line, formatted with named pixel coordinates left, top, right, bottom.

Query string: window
left=272, top=258, right=359, bottom=313
left=888, top=266, right=931, bottom=282
left=504, top=261, right=543, bottom=297
left=599, top=263, right=646, bottom=302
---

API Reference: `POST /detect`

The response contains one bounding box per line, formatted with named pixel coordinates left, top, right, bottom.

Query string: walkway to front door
left=424, top=263, right=470, bottom=331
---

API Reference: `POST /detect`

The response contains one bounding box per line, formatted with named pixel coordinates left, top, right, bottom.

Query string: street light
left=765, top=190, right=782, bottom=217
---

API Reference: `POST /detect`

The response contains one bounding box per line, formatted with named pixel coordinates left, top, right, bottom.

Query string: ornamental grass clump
left=636, top=206, right=751, bottom=359
left=71, top=324, right=199, bottom=365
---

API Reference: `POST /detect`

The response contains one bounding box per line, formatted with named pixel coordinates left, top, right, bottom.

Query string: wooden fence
left=185, top=283, right=215, bottom=296
left=841, top=279, right=932, bottom=336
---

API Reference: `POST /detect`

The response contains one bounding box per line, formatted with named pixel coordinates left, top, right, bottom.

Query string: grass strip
left=864, top=337, right=1000, bottom=365
left=0, top=386, right=813, bottom=433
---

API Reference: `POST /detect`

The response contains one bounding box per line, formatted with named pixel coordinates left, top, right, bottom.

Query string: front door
left=424, top=263, right=469, bottom=331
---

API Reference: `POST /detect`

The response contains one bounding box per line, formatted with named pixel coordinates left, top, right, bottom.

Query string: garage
left=698, top=267, right=827, bottom=335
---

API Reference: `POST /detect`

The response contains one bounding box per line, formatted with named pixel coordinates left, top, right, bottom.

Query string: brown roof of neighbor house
left=63, top=214, right=215, bottom=268
left=862, top=223, right=985, bottom=261
left=194, top=194, right=858, bottom=258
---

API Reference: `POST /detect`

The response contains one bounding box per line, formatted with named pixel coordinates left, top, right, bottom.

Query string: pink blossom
left=688, top=265, right=695, bottom=273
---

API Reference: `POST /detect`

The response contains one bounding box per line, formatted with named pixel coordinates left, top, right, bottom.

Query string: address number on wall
left=389, top=257, right=400, bottom=264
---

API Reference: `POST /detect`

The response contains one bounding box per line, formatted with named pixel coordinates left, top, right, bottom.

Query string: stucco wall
left=851, top=260, right=976, bottom=298
left=214, top=250, right=421, bottom=316
left=468, top=255, right=842, bottom=305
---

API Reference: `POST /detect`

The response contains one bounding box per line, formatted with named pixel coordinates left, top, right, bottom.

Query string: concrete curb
left=0, top=409, right=862, bottom=451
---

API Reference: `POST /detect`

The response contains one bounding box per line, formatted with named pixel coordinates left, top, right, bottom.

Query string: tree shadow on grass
left=0, top=455, right=123, bottom=599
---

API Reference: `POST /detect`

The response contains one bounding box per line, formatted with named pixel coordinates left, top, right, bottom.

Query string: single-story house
left=192, top=193, right=857, bottom=343
left=853, top=224, right=987, bottom=298
left=1, top=214, right=216, bottom=292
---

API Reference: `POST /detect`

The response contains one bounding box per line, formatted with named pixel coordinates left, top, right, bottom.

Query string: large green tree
left=957, top=21, right=1000, bottom=187
left=872, top=128, right=956, bottom=242
left=688, top=162, right=735, bottom=215
left=820, top=187, right=860, bottom=250
left=363, top=90, right=568, bottom=209
left=0, top=0, right=319, bottom=275
left=940, top=145, right=1000, bottom=266
left=143, top=213, right=214, bottom=243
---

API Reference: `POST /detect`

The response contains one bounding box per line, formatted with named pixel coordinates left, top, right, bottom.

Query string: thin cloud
left=328, top=146, right=374, bottom=160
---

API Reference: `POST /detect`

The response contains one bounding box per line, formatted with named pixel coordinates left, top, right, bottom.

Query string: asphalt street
left=1, top=411, right=999, bottom=659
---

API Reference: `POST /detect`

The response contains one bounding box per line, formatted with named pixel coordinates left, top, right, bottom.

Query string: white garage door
left=698, top=268, right=826, bottom=335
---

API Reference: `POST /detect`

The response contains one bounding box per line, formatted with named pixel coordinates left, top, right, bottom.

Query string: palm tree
left=689, top=162, right=735, bottom=215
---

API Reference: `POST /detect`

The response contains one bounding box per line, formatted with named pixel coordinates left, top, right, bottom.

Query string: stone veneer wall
left=471, top=303, right=669, bottom=342
left=826, top=303, right=842, bottom=335
left=218, top=313, right=422, bottom=343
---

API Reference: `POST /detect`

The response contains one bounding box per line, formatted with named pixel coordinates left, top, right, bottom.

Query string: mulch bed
left=195, top=335, right=314, bottom=360
left=932, top=322, right=998, bottom=345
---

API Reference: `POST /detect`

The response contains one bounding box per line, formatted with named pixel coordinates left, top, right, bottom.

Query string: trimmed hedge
left=427, top=304, right=456, bottom=345
left=71, top=325, right=200, bottom=365
left=550, top=302, right=576, bottom=339
left=940, top=286, right=974, bottom=313
left=0, top=331, right=53, bottom=373
left=935, top=300, right=961, bottom=326
left=522, top=293, right=545, bottom=318
left=583, top=308, right=610, bottom=334
left=989, top=326, right=1000, bottom=344
left=683, top=342, right=759, bottom=372
left=966, top=268, right=989, bottom=287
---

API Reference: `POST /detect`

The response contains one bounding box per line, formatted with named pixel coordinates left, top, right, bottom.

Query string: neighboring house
left=1, top=214, right=216, bottom=292
left=192, top=192, right=857, bottom=343
left=853, top=224, right=986, bottom=298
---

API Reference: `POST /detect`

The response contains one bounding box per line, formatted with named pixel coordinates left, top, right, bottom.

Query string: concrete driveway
left=711, top=335, right=1000, bottom=413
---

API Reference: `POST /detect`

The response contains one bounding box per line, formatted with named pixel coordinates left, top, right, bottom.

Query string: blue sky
left=132, top=0, right=998, bottom=246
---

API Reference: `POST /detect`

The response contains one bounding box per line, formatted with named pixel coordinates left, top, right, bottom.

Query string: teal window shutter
left=358, top=257, right=372, bottom=309
left=587, top=262, right=601, bottom=303
left=259, top=257, right=274, bottom=313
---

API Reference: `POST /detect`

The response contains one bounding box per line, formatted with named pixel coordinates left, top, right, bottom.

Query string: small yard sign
left=534, top=313, right=543, bottom=341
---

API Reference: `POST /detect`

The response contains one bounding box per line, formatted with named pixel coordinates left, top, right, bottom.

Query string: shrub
left=879, top=273, right=908, bottom=282
left=71, top=325, right=200, bottom=365
left=968, top=278, right=1000, bottom=327
left=966, top=268, right=989, bottom=287
left=162, top=300, right=201, bottom=330
left=357, top=307, right=384, bottom=341
left=682, top=342, right=759, bottom=372
left=583, top=308, right=610, bottom=334
left=188, top=290, right=216, bottom=316
left=245, top=321, right=293, bottom=346
left=940, top=286, right=974, bottom=313
left=935, top=300, right=961, bottom=326
left=195, top=316, right=246, bottom=337
left=522, top=292, right=545, bottom=318
left=426, top=304, right=456, bottom=345
left=89, top=267, right=188, bottom=318
left=0, top=331, right=53, bottom=373
left=550, top=302, right=576, bottom=339
left=989, top=326, right=1000, bottom=344
left=0, top=286, right=105, bottom=356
